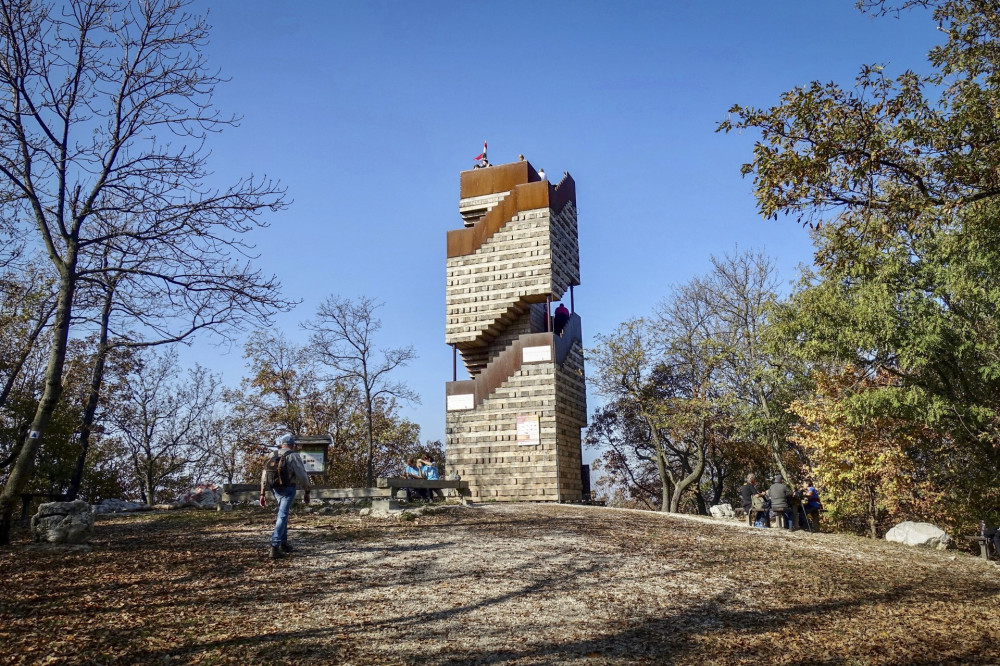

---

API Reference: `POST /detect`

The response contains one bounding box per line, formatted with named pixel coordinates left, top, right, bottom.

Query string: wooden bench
left=376, top=477, right=470, bottom=501
left=221, top=478, right=470, bottom=505
left=221, top=484, right=391, bottom=504
left=962, top=535, right=996, bottom=561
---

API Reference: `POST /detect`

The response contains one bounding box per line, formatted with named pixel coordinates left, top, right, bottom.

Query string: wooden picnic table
left=961, top=535, right=996, bottom=561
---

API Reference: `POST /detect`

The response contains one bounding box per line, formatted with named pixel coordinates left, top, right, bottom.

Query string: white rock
left=885, top=521, right=952, bottom=550
left=91, top=498, right=151, bottom=514
left=710, top=503, right=735, bottom=519
left=31, top=500, right=94, bottom=544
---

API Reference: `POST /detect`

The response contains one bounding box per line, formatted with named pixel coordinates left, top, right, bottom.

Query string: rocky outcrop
left=178, top=485, right=221, bottom=509
left=31, top=500, right=93, bottom=544
left=885, top=521, right=951, bottom=550
left=710, top=503, right=735, bottom=520
left=92, top=498, right=152, bottom=514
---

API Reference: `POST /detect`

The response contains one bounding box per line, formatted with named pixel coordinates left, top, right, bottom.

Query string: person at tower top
left=473, top=141, right=490, bottom=169
left=553, top=303, right=570, bottom=337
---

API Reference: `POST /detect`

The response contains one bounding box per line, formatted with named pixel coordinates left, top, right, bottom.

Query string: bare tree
left=306, top=295, right=419, bottom=487
left=105, top=348, right=218, bottom=505
left=692, top=249, right=804, bottom=482
left=65, top=223, right=295, bottom=500
left=590, top=282, right=730, bottom=514
left=584, top=399, right=663, bottom=510
left=206, top=409, right=252, bottom=487
left=0, top=0, right=288, bottom=542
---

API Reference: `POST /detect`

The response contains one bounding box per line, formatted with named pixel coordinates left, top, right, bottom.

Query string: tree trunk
left=867, top=485, right=879, bottom=539
left=768, top=434, right=792, bottom=484
left=67, top=293, right=114, bottom=501
left=656, top=453, right=671, bottom=512
left=364, top=390, right=374, bottom=488
left=145, top=473, right=155, bottom=507
left=648, top=421, right=671, bottom=512
left=0, top=269, right=76, bottom=544
left=0, top=302, right=53, bottom=410
left=668, top=424, right=708, bottom=513
left=694, top=490, right=708, bottom=516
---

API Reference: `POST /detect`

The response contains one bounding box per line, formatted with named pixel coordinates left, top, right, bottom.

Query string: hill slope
left=1, top=503, right=998, bottom=664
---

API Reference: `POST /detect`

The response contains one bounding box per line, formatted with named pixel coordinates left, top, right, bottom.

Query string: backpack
left=263, top=451, right=294, bottom=491
left=751, top=494, right=768, bottom=511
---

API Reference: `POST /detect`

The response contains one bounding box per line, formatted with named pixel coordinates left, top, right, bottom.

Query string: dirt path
left=2, top=502, right=999, bottom=665
left=288, top=503, right=731, bottom=664
left=256, top=503, right=1000, bottom=664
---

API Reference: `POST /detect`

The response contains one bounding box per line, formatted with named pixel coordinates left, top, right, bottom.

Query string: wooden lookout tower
left=445, top=160, right=587, bottom=501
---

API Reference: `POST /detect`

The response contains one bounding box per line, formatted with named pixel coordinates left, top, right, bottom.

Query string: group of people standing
left=740, top=473, right=822, bottom=531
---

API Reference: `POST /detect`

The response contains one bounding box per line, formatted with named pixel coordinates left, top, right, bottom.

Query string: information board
left=298, top=448, right=326, bottom=473
left=516, top=414, right=540, bottom=446
left=522, top=345, right=552, bottom=363
left=447, top=393, right=475, bottom=411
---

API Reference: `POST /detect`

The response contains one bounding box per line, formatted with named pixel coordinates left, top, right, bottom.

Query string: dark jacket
left=740, top=483, right=758, bottom=509
left=768, top=482, right=793, bottom=510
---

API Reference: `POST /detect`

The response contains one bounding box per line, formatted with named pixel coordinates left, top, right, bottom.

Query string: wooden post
left=570, top=285, right=575, bottom=313
left=452, top=344, right=457, bottom=381
left=546, top=294, right=552, bottom=331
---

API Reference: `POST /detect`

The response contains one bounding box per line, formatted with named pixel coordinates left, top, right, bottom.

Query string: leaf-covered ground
left=1, top=503, right=998, bottom=665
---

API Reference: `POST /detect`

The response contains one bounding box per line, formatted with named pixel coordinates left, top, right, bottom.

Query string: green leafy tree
left=720, top=0, right=1000, bottom=523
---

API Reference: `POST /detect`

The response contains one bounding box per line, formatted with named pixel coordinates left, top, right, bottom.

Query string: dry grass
left=1, top=502, right=998, bottom=665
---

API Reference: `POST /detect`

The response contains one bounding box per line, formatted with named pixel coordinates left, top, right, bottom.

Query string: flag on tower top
left=474, top=141, right=487, bottom=162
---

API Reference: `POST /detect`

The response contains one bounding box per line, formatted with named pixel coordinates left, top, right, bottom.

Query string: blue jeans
left=270, top=485, right=296, bottom=547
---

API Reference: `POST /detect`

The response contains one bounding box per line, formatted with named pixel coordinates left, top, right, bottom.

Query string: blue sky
left=182, top=1, right=939, bottom=446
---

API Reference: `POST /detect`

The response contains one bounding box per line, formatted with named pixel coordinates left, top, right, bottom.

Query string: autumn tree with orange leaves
left=790, top=367, right=955, bottom=538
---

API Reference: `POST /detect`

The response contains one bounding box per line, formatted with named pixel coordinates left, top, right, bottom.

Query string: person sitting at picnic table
left=403, top=456, right=427, bottom=502
left=767, top=474, right=797, bottom=529
left=740, top=473, right=769, bottom=527
left=800, top=478, right=822, bottom=531
left=418, top=455, right=439, bottom=480
left=417, top=454, right=441, bottom=500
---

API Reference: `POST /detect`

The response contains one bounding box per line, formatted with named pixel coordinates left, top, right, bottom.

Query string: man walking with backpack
left=260, top=433, right=311, bottom=559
